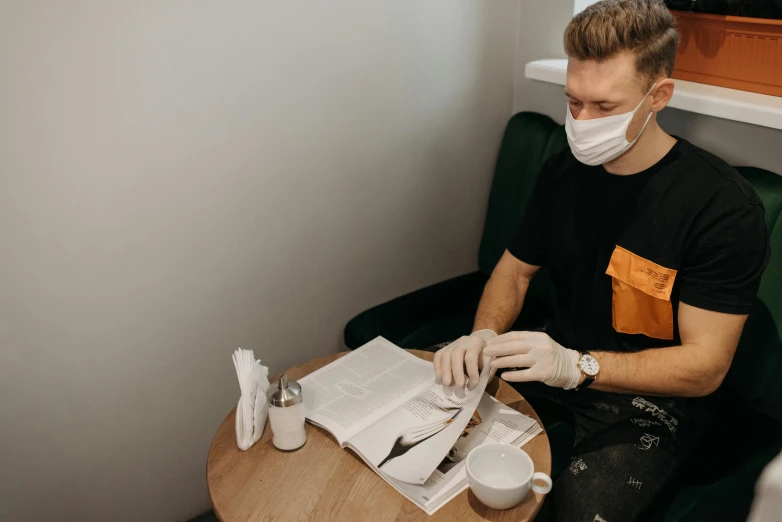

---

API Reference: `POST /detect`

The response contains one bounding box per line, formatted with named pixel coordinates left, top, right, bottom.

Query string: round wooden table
left=207, top=350, right=551, bottom=521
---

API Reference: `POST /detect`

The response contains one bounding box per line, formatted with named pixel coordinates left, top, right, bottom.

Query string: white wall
left=573, top=0, right=600, bottom=14
left=514, top=0, right=782, bottom=173
left=0, top=1, right=519, bottom=520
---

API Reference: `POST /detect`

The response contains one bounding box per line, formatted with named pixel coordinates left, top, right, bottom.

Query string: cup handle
left=531, top=472, right=553, bottom=494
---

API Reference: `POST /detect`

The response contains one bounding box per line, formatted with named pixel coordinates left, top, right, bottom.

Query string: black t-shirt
left=508, top=138, right=770, bottom=355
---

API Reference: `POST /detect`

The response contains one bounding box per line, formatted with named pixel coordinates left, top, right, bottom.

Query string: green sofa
left=344, top=112, right=782, bottom=521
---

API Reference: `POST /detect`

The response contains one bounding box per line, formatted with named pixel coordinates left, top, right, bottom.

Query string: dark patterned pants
left=509, top=380, right=701, bottom=522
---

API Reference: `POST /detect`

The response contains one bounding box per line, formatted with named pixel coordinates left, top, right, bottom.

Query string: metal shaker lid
left=266, top=373, right=302, bottom=407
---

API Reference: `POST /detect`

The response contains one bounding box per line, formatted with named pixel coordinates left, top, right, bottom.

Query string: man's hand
left=433, top=330, right=497, bottom=387
left=483, top=331, right=582, bottom=389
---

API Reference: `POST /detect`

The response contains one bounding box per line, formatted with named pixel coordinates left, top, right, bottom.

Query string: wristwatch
left=576, top=351, right=600, bottom=390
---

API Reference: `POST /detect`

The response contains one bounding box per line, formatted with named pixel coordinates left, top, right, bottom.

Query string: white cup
left=466, top=443, right=553, bottom=510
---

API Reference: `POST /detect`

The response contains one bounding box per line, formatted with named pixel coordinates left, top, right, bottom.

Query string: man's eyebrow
left=564, top=91, right=615, bottom=105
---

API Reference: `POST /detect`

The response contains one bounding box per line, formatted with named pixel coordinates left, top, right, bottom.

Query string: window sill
left=525, top=59, right=782, bottom=131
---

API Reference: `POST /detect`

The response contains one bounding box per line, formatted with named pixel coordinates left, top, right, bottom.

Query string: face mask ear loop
left=633, top=82, right=658, bottom=112
left=629, top=110, right=654, bottom=145
left=626, top=82, right=658, bottom=142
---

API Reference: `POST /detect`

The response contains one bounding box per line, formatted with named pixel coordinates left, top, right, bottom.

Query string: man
left=434, top=1, right=770, bottom=520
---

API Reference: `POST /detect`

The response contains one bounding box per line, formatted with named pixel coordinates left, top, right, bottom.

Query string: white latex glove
left=433, top=329, right=498, bottom=387
left=483, top=331, right=581, bottom=389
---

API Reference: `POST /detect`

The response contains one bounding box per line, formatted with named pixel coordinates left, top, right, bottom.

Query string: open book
left=298, top=337, right=543, bottom=514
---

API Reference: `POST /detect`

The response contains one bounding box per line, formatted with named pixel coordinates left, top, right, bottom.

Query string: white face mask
left=565, top=83, right=656, bottom=166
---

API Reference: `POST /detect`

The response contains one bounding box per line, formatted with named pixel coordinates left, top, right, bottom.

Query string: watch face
left=579, top=354, right=599, bottom=376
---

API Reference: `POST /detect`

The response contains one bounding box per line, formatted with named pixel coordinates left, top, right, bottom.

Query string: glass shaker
left=266, top=373, right=307, bottom=450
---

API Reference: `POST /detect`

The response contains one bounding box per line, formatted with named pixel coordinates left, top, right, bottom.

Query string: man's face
left=566, top=51, right=655, bottom=142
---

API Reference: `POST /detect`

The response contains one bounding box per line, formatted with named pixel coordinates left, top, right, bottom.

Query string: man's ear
left=650, top=78, right=674, bottom=112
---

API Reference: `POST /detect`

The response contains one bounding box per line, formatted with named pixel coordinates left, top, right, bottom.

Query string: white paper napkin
left=232, top=348, right=269, bottom=451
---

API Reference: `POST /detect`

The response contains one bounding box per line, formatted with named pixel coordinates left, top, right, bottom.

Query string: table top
left=207, top=349, right=551, bottom=521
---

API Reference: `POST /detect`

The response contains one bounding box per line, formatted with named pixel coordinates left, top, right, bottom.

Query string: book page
left=344, top=359, right=492, bottom=484
left=298, top=337, right=435, bottom=445
left=380, top=393, right=542, bottom=514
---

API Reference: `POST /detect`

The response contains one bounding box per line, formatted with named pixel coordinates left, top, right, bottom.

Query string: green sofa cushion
left=344, top=272, right=489, bottom=350
left=478, top=112, right=568, bottom=276
left=726, top=168, right=782, bottom=422
left=738, top=167, right=782, bottom=233
left=344, top=271, right=559, bottom=351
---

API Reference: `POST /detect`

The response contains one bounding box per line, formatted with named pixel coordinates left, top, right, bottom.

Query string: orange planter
left=672, top=10, right=782, bottom=97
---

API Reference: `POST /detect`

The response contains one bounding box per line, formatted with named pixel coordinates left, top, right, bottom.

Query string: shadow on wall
left=338, top=0, right=519, bottom=313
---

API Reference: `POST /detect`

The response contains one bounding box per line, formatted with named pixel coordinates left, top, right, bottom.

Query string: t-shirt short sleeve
left=678, top=198, right=770, bottom=315
left=506, top=157, right=557, bottom=266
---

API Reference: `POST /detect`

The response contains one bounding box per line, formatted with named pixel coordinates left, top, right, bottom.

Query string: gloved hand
left=483, top=331, right=582, bottom=389
left=433, top=330, right=497, bottom=387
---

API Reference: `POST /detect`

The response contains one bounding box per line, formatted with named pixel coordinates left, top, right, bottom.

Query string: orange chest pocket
left=605, top=246, right=678, bottom=340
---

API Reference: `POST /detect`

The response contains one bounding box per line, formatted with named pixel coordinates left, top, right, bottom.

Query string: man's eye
left=598, top=106, right=615, bottom=112
left=569, top=100, right=582, bottom=107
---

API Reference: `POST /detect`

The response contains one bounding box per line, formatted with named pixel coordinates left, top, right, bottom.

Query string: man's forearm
left=589, top=344, right=725, bottom=398
left=473, top=272, right=529, bottom=335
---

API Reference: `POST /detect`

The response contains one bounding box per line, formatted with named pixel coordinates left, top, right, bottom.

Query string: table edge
left=206, top=349, right=552, bottom=521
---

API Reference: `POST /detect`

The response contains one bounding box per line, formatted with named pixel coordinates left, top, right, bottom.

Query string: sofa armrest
left=344, top=272, right=489, bottom=349
left=344, top=268, right=558, bottom=350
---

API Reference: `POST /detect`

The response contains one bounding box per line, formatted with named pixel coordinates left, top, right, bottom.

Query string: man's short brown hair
left=564, top=0, right=679, bottom=86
